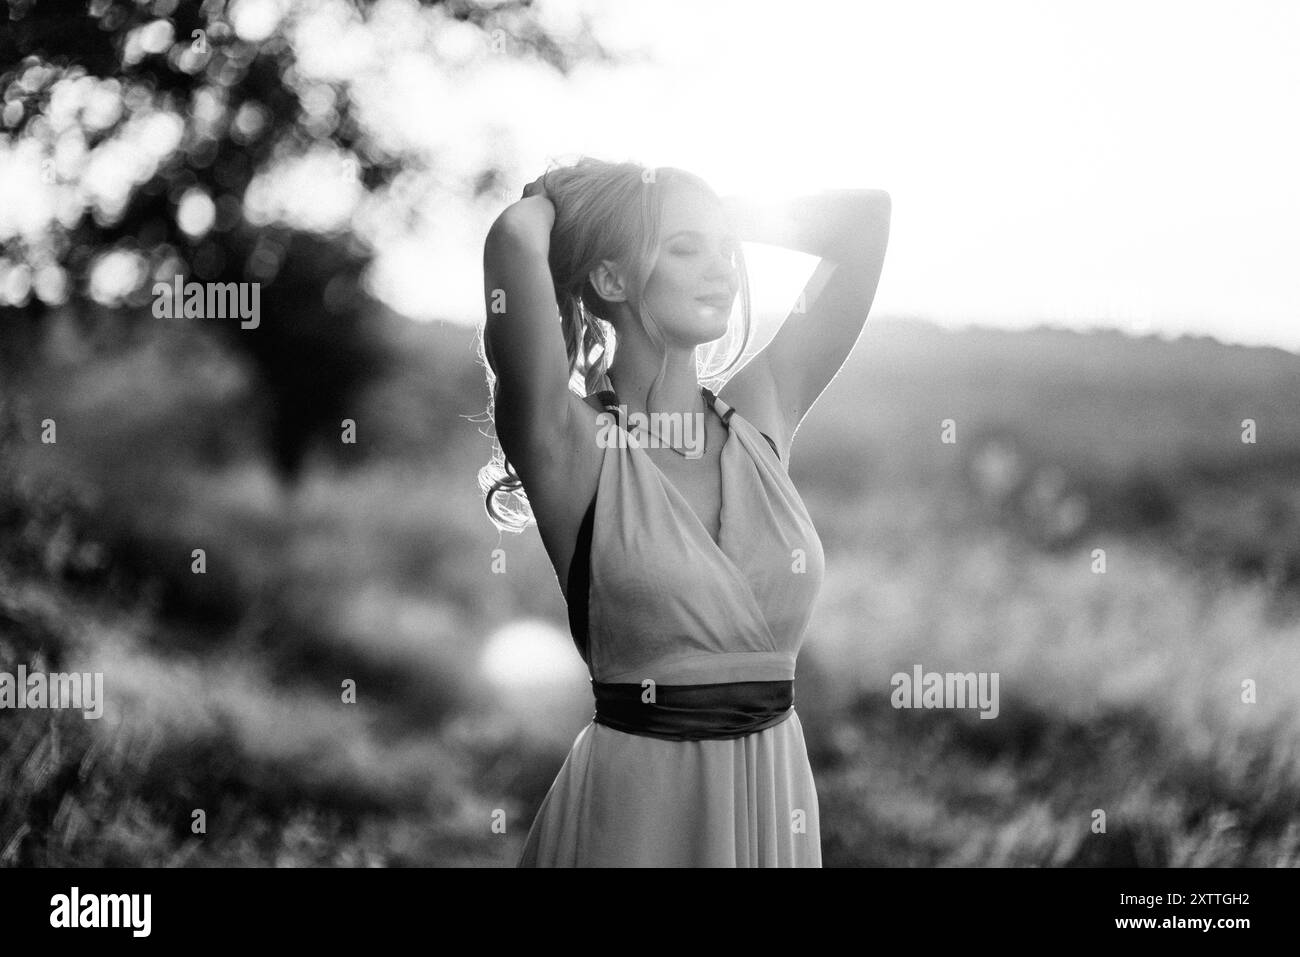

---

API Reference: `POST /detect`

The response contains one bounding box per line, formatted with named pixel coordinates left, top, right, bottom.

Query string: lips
left=696, top=294, right=734, bottom=309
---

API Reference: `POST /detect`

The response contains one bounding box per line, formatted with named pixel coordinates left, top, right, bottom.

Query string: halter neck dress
left=517, top=373, right=826, bottom=867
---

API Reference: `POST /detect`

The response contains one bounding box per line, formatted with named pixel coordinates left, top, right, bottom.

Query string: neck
left=607, top=342, right=702, bottom=420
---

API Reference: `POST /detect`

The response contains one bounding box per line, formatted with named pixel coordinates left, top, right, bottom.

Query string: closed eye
left=665, top=230, right=741, bottom=261
left=672, top=245, right=739, bottom=264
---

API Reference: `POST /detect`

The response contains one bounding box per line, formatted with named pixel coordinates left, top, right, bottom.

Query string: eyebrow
left=664, top=230, right=740, bottom=244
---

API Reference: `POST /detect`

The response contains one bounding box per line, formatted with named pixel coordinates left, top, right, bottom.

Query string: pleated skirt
left=517, top=709, right=822, bottom=867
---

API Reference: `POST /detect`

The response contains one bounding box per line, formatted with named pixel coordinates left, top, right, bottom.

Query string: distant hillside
left=428, top=315, right=1300, bottom=587
left=799, top=317, right=1300, bottom=484
left=424, top=315, right=1300, bottom=484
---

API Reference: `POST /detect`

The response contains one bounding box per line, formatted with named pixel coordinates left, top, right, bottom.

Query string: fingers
left=521, top=176, right=548, bottom=200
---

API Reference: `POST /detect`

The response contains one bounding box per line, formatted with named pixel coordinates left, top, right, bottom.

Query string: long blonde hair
left=477, top=157, right=754, bottom=532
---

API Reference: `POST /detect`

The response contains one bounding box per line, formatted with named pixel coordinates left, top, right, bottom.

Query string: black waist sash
left=591, top=679, right=794, bottom=741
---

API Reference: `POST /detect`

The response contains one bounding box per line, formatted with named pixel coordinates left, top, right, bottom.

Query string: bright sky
left=2, top=0, right=1296, bottom=352
left=409, top=0, right=1300, bottom=352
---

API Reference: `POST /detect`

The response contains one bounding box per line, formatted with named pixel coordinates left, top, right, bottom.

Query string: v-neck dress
left=517, top=374, right=826, bottom=867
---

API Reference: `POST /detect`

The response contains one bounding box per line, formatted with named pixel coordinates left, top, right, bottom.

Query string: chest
left=640, top=425, right=727, bottom=543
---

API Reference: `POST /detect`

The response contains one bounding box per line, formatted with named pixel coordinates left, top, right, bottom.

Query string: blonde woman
left=479, top=158, right=890, bottom=866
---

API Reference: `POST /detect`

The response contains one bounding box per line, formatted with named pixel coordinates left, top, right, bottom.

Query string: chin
left=692, top=308, right=734, bottom=343
left=680, top=322, right=729, bottom=348
left=702, top=320, right=730, bottom=343
left=661, top=313, right=730, bottom=348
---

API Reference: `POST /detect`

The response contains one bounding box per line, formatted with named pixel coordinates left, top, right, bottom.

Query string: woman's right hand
left=501, top=174, right=555, bottom=235
left=521, top=174, right=551, bottom=201
left=494, top=174, right=556, bottom=249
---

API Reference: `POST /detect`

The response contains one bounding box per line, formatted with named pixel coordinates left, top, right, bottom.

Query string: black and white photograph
left=0, top=0, right=1295, bottom=926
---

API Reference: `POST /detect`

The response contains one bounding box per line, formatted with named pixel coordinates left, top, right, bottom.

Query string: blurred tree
left=0, top=0, right=612, bottom=477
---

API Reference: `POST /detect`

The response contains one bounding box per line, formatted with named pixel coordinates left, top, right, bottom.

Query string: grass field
left=2, top=312, right=1297, bottom=866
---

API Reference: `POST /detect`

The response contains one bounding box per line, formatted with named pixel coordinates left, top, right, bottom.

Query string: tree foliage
left=0, top=0, right=610, bottom=476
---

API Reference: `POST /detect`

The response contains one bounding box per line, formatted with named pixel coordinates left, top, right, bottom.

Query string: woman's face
left=636, top=182, right=740, bottom=348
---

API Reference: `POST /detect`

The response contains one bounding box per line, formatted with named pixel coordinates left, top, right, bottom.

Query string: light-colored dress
left=518, top=375, right=826, bottom=867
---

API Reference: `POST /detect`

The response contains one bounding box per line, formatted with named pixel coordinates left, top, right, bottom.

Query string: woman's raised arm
left=719, top=189, right=891, bottom=454
left=482, top=194, right=575, bottom=464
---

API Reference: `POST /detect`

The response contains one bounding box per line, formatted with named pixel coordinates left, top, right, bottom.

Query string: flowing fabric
left=518, top=374, right=826, bottom=867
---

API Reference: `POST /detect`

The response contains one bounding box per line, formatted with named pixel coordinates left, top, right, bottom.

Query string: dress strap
left=699, top=386, right=735, bottom=427
left=701, top=386, right=781, bottom=462
left=599, top=374, right=781, bottom=462
left=594, top=378, right=620, bottom=416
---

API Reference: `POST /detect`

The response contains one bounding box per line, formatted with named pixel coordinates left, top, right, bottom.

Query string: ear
left=588, top=260, right=629, bottom=303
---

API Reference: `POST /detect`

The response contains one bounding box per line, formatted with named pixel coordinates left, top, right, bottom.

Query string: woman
left=479, top=157, right=890, bottom=866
